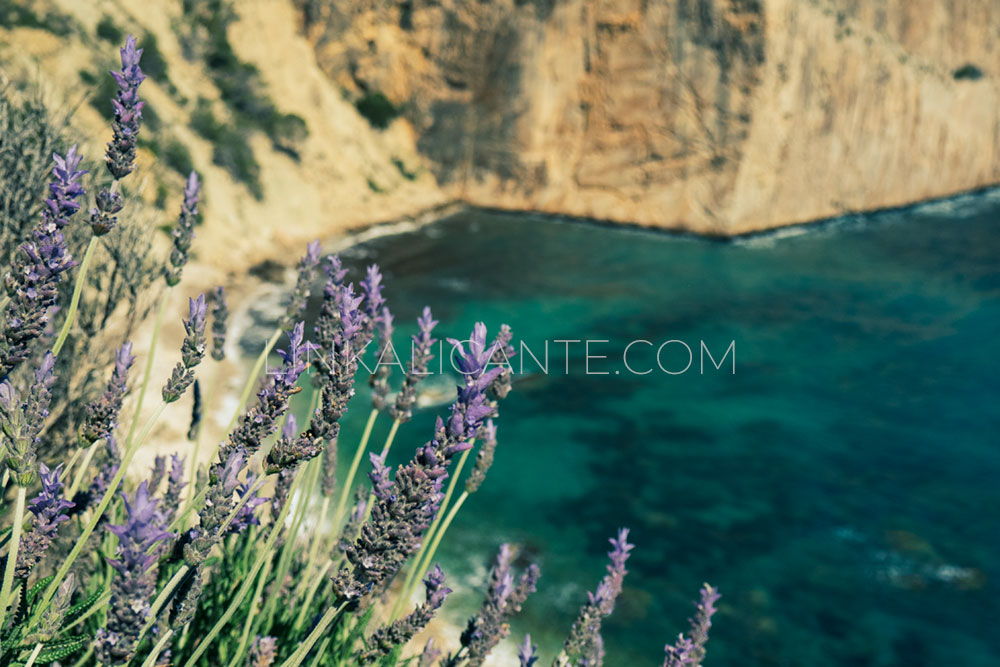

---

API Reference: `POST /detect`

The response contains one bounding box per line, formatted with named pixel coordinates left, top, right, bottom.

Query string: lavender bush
left=0, top=37, right=719, bottom=667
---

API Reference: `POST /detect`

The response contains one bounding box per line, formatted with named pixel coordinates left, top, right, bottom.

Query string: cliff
left=301, top=0, right=1000, bottom=234
left=1, top=0, right=997, bottom=253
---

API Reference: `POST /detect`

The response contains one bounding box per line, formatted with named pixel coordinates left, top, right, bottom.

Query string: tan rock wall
left=302, top=0, right=1000, bottom=234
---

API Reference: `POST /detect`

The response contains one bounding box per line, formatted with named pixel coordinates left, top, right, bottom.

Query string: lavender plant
left=0, top=34, right=720, bottom=667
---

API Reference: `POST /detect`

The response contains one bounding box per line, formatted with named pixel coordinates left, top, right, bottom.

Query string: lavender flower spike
left=280, top=240, right=321, bottom=329
left=1, top=150, right=85, bottom=377
left=559, top=528, right=634, bottom=666
left=360, top=264, right=386, bottom=338
left=465, top=418, right=497, bottom=494
left=162, top=294, right=207, bottom=403
left=211, top=285, right=229, bottom=361
left=16, top=463, right=74, bottom=577
left=518, top=634, right=538, bottom=667
left=159, top=453, right=186, bottom=529
left=389, top=306, right=438, bottom=423
left=0, top=353, right=56, bottom=486
left=94, top=482, right=172, bottom=666
left=455, top=544, right=540, bottom=667
left=663, top=584, right=721, bottom=667
left=227, top=474, right=269, bottom=534
left=81, top=341, right=135, bottom=444
left=248, top=636, right=277, bottom=667
left=165, top=171, right=201, bottom=285
left=105, top=35, right=145, bottom=180
left=369, top=305, right=397, bottom=411
left=226, top=322, right=316, bottom=462
left=360, top=565, right=451, bottom=663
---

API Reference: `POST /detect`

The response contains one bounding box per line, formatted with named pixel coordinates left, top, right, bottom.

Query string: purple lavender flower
left=35, top=573, right=77, bottom=643
left=166, top=171, right=201, bottom=285
left=228, top=474, right=268, bottom=534
left=264, top=409, right=323, bottom=474
left=332, top=443, right=450, bottom=601
left=663, top=584, right=720, bottom=667
left=184, top=448, right=246, bottom=567
left=455, top=544, right=539, bottom=667
left=311, top=281, right=366, bottom=445
left=159, top=453, right=186, bottom=528
left=314, top=254, right=349, bottom=352
left=662, top=636, right=696, bottom=667
left=280, top=240, right=321, bottom=329
left=46, top=147, right=88, bottom=226
left=162, top=294, right=207, bottom=403
left=89, top=186, right=124, bottom=236
left=1, top=150, right=85, bottom=377
left=518, top=635, right=539, bottom=667
left=335, top=324, right=505, bottom=603
left=0, top=353, right=56, bottom=485
left=360, top=564, right=451, bottom=663
left=94, top=482, right=172, bottom=665
left=335, top=485, right=367, bottom=554
left=360, top=264, right=386, bottom=339
left=248, top=636, right=277, bottom=667
left=465, top=418, right=497, bottom=494
left=270, top=467, right=296, bottom=519
left=211, top=285, right=229, bottom=361
left=79, top=436, right=120, bottom=513
left=81, top=341, right=135, bottom=444
left=369, top=306, right=396, bottom=411
left=446, top=323, right=504, bottom=445
left=15, top=463, right=74, bottom=577
left=389, top=306, right=438, bottom=423
left=559, top=529, right=634, bottom=666
left=148, top=455, right=167, bottom=492
left=226, top=322, right=316, bottom=464
left=488, top=324, right=516, bottom=399
left=105, top=35, right=145, bottom=180
left=418, top=639, right=442, bottom=667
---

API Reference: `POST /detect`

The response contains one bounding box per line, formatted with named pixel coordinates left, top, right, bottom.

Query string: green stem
left=0, top=487, right=26, bottom=630
left=261, top=459, right=318, bottom=627
left=124, top=292, right=169, bottom=449
left=169, top=486, right=209, bottom=534
left=138, top=565, right=189, bottom=642
left=52, top=236, right=98, bottom=357
left=139, top=629, right=173, bottom=667
left=187, top=362, right=223, bottom=507
left=277, top=602, right=348, bottom=667
left=417, top=490, right=468, bottom=582
left=61, top=447, right=85, bottom=490
left=66, top=439, right=101, bottom=501
left=22, top=642, right=43, bottom=667
left=292, top=495, right=330, bottom=601
left=332, top=409, right=378, bottom=532
left=179, top=469, right=304, bottom=667
left=70, top=645, right=94, bottom=667
left=304, top=637, right=330, bottom=667
left=291, top=559, right=332, bottom=633
left=31, top=402, right=166, bottom=627
left=227, top=558, right=274, bottom=667
left=222, top=328, right=283, bottom=436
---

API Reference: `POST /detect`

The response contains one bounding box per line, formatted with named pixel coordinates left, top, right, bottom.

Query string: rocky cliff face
left=301, top=0, right=1000, bottom=234
left=2, top=0, right=997, bottom=249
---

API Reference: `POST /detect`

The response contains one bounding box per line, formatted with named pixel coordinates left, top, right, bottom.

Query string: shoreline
left=310, top=183, right=1000, bottom=261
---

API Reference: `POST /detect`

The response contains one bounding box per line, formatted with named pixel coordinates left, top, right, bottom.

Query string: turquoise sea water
left=304, top=191, right=999, bottom=665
